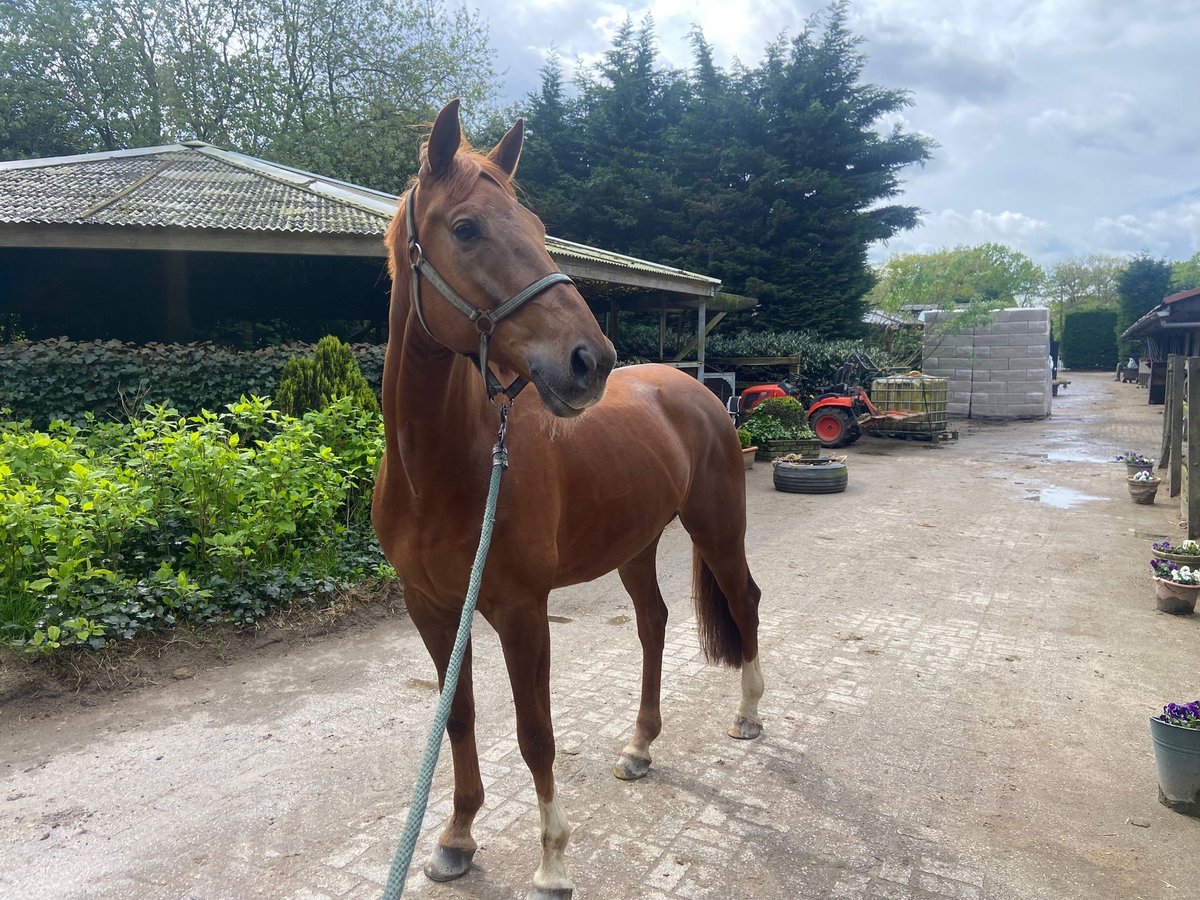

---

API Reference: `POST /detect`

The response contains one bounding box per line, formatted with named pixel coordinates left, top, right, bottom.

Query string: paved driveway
left=3, top=371, right=1197, bottom=899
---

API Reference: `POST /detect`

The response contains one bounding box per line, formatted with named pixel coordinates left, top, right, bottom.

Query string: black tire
left=845, top=425, right=863, bottom=446
left=809, top=408, right=852, bottom=448
left=772, top=459, right=848, bottom=494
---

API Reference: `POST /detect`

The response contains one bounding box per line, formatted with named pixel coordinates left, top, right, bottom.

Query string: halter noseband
left=405, top=184, right=575, bottom=401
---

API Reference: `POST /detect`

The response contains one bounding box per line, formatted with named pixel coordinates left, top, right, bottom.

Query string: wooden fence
left=1160, top=354, right=1200, bottom=537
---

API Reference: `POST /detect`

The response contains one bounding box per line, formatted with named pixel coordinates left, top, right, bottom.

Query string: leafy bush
left=276, top=335, right=380, bottom=417
left=0, top=397, right=391, bottom=653
left=742, top=397, right=815, bottom=444
left=1061, top=307, right=1119, bottom=370
left=736, top=427, right=753, bottom=449
left=0, top=339, right=386, bottom=427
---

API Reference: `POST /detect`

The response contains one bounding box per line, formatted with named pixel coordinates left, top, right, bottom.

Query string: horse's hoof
left=527, top=889, right=573, bottom=900
left=612, top=752, right=652, bottom=781
left=424, top=844, right=475, bottom=882
left=727, top=715, right=763, bottom=740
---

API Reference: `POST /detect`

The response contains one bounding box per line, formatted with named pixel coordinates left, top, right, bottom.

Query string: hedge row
left=0, top=339, right=386, bottom=426
left=1061, top=308, right=1119, bottom=370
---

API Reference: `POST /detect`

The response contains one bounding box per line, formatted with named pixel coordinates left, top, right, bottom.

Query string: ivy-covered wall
left=0, top=339, right=385, bottom=426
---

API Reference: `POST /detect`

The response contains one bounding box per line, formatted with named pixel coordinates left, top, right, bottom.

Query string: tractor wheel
left=772, top=459, right=848, bottom=494
left=810, top=408, right=853, bottom=448
left=845, top=425, right=863, bottom=446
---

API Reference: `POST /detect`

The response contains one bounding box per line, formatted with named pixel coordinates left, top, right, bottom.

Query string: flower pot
left=1126, top=459, right=1155, bottom=476
left=772, top=457, right=848, bottom=494
left=1150, top=715, right=1200, bottom=816
left=1127, top=476, right=1161, bottom=504
left=742, top=447, right=757, bottom=470
left=1154, top=577, right=1199, bottom=615
left=1152, top=550, right=1200, bottom=565
left=756, top=438, right=821, bottom=461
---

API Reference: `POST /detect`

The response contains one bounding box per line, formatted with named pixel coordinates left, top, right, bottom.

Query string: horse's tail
left=692, top=548, right=745, bottom=669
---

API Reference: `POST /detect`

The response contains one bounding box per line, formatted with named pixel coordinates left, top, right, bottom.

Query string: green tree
left=0, top=0, right=498, bottom=192
left=868, top=244, right=1044, bottom=323
left=1116, top=254, right=1172, bottom=357
left=1044, top=254, right=1123, bottom=339
left=1171, top=252, right=1200, bottom=293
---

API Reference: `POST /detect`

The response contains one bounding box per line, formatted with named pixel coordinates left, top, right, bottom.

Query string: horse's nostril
left=570, top=343, right=599, bottom=387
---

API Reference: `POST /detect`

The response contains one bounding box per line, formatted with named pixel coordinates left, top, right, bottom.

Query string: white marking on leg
left=532, top=791, right=573, bottom=893
left=737, top=655, right=764, bottom=725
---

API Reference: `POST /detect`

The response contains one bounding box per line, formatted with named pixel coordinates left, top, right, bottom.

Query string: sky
left=472, top=0, right=1200, bottom=269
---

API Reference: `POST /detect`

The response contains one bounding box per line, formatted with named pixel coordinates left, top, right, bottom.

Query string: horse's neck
left=385, top=306, right=493, bottom=479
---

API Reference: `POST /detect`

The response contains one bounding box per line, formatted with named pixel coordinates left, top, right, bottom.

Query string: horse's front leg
left=491, top=601, right=573, bottom=900
left=407, top=594, right=484, bottom=883
left=613, top=537, right=667, bottom=780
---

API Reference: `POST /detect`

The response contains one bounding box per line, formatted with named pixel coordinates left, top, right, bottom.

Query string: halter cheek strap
left=405, top=185, right=575, bottom=401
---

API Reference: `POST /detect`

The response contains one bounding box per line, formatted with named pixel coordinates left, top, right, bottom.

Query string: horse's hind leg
left=679, top=496, right=765, bottom=741
left=407, top=595, right=484, bottom=882
left=489, top=601, right=573, bottom=899
left=613, top=534, right=667, bottom=781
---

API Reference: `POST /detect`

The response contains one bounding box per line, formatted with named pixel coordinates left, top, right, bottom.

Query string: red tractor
left=733, top=355, right=916, bottom=448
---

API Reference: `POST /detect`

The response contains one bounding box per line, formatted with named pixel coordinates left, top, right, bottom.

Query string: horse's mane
left=384, top=137, right=516, bottom=281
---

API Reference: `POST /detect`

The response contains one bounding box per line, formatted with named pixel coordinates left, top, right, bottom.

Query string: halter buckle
left=475, top=312, right=495, bottom=336
left=408, top=240, right=423, bottom=267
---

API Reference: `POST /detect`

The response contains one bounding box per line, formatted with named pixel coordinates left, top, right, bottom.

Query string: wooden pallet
left=871, top=429, right=959, bottom=443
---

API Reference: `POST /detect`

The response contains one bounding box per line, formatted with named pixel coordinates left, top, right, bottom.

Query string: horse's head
left=388, top=99, right=616, bottom=418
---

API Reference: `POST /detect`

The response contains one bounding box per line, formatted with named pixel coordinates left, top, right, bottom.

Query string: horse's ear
left=425, top=98, right=462, bottom=178
left=488, top=118, right=524, bottom=180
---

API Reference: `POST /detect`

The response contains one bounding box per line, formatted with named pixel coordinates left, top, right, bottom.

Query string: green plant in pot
left=736, top=427, right=757, bottom=470
left=744, top=398, right=819, bottom=461
left=1150, top=701, right=1200, bottom=815
left=1150, top=559, right=1200, bottom=614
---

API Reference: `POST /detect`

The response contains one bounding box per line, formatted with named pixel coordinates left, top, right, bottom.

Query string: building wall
left=923, top=308, right=1052, bottom=419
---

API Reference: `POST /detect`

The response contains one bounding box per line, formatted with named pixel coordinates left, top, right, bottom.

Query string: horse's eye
left=453, top=220, right=480, bottom=242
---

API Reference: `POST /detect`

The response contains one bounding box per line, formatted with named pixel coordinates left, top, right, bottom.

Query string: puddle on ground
left=1045, top=448, right=1116, bottom=464
left=1030, top=486, right=1103, bottom=509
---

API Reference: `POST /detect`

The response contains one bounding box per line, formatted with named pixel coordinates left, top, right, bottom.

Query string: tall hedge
left=0, top=339, right=386, bottom=426
left=1061, top=308, right=1119, bottom=370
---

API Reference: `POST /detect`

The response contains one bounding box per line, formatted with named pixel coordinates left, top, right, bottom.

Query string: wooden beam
left=0, top=222, right=387, bottom=258
left=673, top=310, right=726, bottom=362
left=551, top=257, right=716, bottom=296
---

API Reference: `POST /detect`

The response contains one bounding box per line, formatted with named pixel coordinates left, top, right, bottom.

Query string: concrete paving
left=3, top=371, right=1199, bottom=900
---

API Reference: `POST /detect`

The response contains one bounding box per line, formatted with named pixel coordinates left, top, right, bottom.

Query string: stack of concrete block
left=923, top=308, right=1052, bottom=419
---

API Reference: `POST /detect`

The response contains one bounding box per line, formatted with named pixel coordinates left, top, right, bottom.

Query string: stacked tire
left=772, top=458, right=848, bottom=494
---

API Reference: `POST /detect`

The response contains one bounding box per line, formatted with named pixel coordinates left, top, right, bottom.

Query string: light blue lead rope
left=382, top=407, right=510, bottom=900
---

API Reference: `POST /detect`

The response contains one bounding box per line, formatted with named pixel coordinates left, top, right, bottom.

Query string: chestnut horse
left=372, top=99, right=763, bottom=899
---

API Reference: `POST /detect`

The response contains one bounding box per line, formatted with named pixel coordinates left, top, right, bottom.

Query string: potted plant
left=1151, top=559, right=1200, bottom=614
left=1150, top=701, right=1200, bottom=816
left=1151, top=540, right=1200, bottom=565
left=737, top=427, right=757, bottom=470
left=744, top=398, right=820, bottom=461
left=1116, top=451, right=1155, bottom=476
left=1128, top=469, right=1161, bottom=504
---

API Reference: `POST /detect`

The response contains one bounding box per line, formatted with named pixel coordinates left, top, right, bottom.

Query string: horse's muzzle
left=528, top=338, right=616, bottom=417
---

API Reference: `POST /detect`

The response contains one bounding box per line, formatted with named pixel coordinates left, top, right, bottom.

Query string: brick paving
left=4, top=371, right=1199, bottom=899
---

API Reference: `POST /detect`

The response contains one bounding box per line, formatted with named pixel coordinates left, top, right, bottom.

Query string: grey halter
left=405, top=184, right=575, bottom=401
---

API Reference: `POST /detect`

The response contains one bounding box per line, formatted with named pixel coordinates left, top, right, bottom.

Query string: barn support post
left=1166, top=355, right=1184, bottom=497
left=1186, top=357, right=1200, bottom=538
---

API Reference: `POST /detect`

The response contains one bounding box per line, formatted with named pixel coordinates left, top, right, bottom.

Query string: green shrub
left=0, top=339, right=386, bottom=427
left=276, top=336, right=380, bottom=417
left=0, top=397, right=391, bottom=652
left=736, top=427, right=753, bottom=449
left=743, top=397, right=815, bottom=443
left=1061, top=307, right=1119, bottom=370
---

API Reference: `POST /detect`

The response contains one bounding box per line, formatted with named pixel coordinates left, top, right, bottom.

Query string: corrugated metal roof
left=0, top=143, right=720, bottom=294
left=0, top=144, right=390, bottom=234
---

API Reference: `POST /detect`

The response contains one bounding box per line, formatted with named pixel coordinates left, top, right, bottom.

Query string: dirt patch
left=0, top=582, right=405, bottom=713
